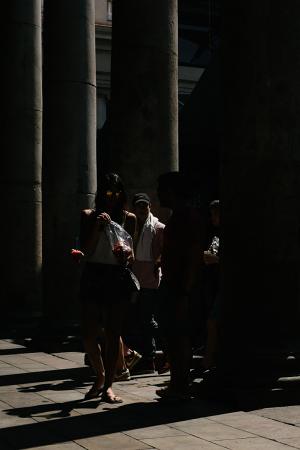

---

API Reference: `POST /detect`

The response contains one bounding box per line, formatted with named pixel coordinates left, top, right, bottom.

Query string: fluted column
left=43, top=0, right=97, bottom=321
left=107, top=0, right=178, bottom=213
left=1, top=0, right=42, bottom=318
left=220, top=1, right=300, bottom=379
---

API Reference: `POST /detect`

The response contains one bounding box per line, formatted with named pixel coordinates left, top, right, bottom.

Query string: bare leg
left=115, top=336, right=127, bottom=373
left=82, top=302, right=105, bottom=390
left=122, top=340, right=132, bottom=357
left=102, top=303, right=126, bottom=402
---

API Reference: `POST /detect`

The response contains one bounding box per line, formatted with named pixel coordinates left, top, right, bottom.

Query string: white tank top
left=86, top=230, right=119, bottom=265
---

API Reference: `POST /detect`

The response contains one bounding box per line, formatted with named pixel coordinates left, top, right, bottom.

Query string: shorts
left=80, top=262, right=128, bottom=305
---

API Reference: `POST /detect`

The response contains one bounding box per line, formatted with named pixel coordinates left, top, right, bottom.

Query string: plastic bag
left=105, top=221, right=140, bottom=295
left=120, top=267, right=140, bottom=295
left=105, top=221, right=133, bottom=258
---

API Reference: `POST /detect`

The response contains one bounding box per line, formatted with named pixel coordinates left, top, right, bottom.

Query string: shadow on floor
left=3, top=376, right=300, bottom=448
left=0, top=366, right=93, bottom=386
left=1, top=396, right=234, bottom=449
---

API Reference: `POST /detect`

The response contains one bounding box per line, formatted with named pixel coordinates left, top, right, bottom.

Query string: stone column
left=1, top=0, right=42, bottom=318
left=107, top=0, right=178, bottom=215
left=179, top=54, right=221, bottom=205
left=43, top=0, right=97, bottom=322
left=220, top=1, right=300, bottom=380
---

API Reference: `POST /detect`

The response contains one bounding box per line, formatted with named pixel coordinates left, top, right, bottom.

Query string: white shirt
left=86, top=230, right=119, bottom=265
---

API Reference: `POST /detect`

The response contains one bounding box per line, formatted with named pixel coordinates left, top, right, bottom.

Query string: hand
left=70, top=249, right=84, bottom=264
left=203, top=251, right=219, bottom=265
left=113, top=242, right=132, bottom=264
left=96, top=212, right=111, bottom=230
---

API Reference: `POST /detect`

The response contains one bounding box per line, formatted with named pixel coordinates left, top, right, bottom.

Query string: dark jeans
left=123, top=288, right=158, bottom=359
left=157, top=281, right=192, bottom=338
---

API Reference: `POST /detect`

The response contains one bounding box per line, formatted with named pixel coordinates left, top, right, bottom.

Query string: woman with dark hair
left=79, top=173, right=136, bottom=402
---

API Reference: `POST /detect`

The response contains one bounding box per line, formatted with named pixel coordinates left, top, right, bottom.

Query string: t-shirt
left=85, top=230, right=118, bottom=265
left=161, top=206, right=205, bottom=291
left=132, top=220, right=164, bottom=289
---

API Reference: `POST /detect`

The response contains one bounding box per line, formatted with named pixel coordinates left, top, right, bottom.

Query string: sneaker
left=114, top=368, right=131, bottom=381
left=125, top=350, right=142, bottom=371
left=157, top=361, right=170, bottom=375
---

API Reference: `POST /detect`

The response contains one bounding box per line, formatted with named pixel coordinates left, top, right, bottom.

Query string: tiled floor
left=1, top=339, right=300, bottom=449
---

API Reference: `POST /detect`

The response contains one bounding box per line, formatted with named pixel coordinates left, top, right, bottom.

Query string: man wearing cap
left=126, top=193, right=165, bottom=373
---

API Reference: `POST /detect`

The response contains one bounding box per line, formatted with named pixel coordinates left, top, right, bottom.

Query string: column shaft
left=220, top=1, right=300, bottom=375
left=43, top=0, right=97, bottom=321
left=107, top=0, right=178, bottom=211
left=1, top=0, right=42, bottom=318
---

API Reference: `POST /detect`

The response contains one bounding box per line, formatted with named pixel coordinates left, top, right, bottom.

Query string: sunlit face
left=134, top=202, right=150, bottom=222
left=104, top=187, right=122, bottom=208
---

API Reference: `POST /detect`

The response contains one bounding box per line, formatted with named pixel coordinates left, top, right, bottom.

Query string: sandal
left=102, top=392, right=123, bottom=404
left=157, top=361, right=170, bottom=375
left=114, top=368, right=131, bottom=381
left=84, top=384, right=103, bottom=400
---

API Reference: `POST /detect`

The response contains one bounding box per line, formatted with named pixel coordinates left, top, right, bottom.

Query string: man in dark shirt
left=156, top=172, right=206, bottom=401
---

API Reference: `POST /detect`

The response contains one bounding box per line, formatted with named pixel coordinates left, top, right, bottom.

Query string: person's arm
left=79, top=210, right=91, bottom=252
left=124, top=212, right=137, bottom=264
left=152, top=222, right=165, bottom=273
left=124, top=212, right=137, bottom=239
left=79, top=209, right=109, bottom=255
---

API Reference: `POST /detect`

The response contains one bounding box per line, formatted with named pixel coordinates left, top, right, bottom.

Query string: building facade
left=94, top=0, right=204, bottom=138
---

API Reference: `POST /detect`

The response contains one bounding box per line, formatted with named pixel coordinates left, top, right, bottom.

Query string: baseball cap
left=132, top=193, right=151, bottom=206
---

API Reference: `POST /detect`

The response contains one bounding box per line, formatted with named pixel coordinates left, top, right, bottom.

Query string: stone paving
left=1, top=339, right=300, bottom=449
